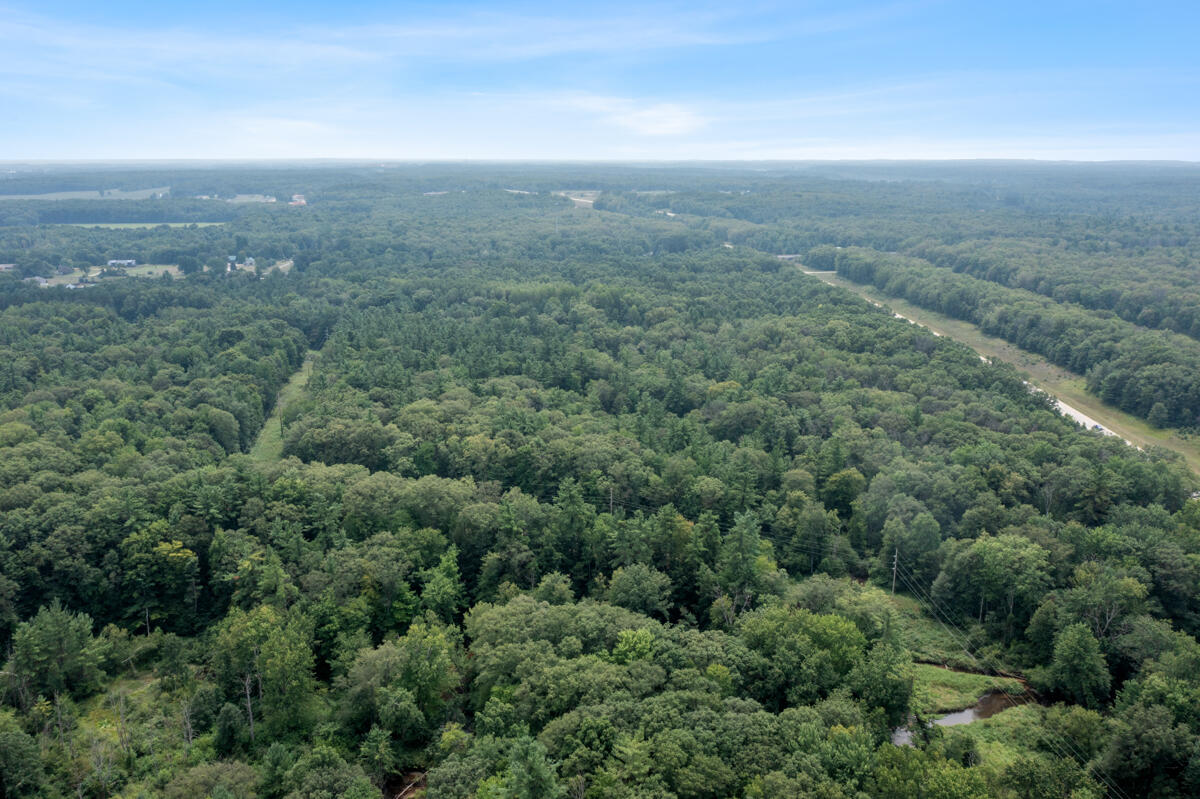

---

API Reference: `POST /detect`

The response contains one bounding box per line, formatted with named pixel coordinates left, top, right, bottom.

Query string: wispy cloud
left=0, top=2, right=1195, bottom=160
left=566, top=95, right=707, bottom=135
left=347, top=13, right=753, bottom=61
left=0, top=5, right=763, bottom=80
left=0, top=2, right=918, bottom=85
left=0, top=9, right=377, bottom=88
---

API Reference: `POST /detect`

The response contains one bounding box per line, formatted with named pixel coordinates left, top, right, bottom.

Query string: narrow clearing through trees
left=799, top=268, right=1200, bottom=475
left=249, top=351, right=316, bottom=462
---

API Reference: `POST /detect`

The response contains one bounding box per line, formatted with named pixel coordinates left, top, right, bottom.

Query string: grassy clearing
left=891, top=594, right=979, bottom=670
left=804, top=270, right=1200, bottom=475
left=0, top=186, right=170, bottom=200
left=44, top=270, right=89, bottom=286
left=891, top=594, right=1026, bottom=713
left=911, top=664, right=1024, bottom=714
left=45, top=264, right=182, bottom=285
left=249, top=353, right=316, bottom=463
left=125, top=263, right=183, bottom=278
left=552, top=190, right=600, bottom=207
left=941, top=704, right=1046, bottom=773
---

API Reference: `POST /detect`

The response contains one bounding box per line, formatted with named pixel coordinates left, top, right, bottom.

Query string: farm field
left=0, top=186, right=169, bottom=200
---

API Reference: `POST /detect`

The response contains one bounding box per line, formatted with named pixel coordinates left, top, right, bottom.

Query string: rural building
left=0, top=264, right=14, bottom=272
left=107, top=259, right=137, bottom=267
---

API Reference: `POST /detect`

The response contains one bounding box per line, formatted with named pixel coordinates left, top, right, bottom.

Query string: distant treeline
left=0, top=199, right=240, bottom=227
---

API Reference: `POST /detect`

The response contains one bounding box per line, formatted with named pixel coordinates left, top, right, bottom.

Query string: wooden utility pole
left=891, top=548, right=899, bottom=595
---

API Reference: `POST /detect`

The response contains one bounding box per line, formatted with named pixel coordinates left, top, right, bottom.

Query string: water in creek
left=892, top=691, right=1035, bottom=746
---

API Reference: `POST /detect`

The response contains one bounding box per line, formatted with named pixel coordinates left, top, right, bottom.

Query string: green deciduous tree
left=1048, top=623, right=1111, bottom=708
left=420, top=546, right=465, bottom=622
left=120, top=520, right=199, bottom=635
left=212, top=605, right=319, bottom=740
left=607, top=564, right=672, bottom=619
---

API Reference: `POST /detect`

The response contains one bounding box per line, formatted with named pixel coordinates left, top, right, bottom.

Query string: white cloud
left=566, top=95, right=707, bottom=135
left=1, top=4, right=1196, bottom=160
left=0, top=5, right=760, bottom=84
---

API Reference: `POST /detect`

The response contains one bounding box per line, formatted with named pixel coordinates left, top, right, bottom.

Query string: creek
left=891, top=691, right=1036, bottom=746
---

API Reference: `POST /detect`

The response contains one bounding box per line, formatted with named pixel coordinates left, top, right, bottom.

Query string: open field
left=911, top=664, right=1025, bottom=715
left=43, top=270, right=90, bottom=286
left=61, top=221, right=225, bottom=228
left=941, top=704, right=1047, bottom=773
left=249, top=352, right=316, bottom=462
left=0, top=186, right=169, bottom=200
left=553, top=189, right=600, bottom=207
left=124, top=263, right=182, bottom=278
left=43, top=263, right=182, bottom=285
left=803, top=269, right=1200, bottom=475
left=892, top=593, right=983, bottom=671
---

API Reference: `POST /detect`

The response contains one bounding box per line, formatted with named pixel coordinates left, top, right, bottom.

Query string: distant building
left=289, top=194, right=307, bottom=206
left=0, top=264, right=15, bottom=272
left=245, top=257, right=256, bottom=267
left=107, top=259, right=137, bottom=267
left=23, top=276, right=48, bottom=286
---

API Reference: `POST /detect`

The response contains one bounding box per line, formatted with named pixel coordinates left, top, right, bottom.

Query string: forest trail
left=249, top=352, right=316, bottom=462
left=800, top=268, right=1200, bottom=475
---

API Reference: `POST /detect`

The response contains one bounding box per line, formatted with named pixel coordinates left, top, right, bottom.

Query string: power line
left=891, top=562, right=1131, bottom=799
left=891, top=566, right=1121, bottom=798
left=581, top=487, right=1131, bottom=798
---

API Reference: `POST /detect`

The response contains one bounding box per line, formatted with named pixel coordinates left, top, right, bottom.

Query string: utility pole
left=891, top=548, right=899, bottom=595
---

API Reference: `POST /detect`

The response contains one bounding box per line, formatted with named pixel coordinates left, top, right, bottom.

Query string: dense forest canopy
left=0, top=162, right=1198, bottom=798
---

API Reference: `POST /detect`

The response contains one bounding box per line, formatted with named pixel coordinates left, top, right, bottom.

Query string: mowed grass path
left=249, top=352, right=316, bottom=462
left=802, top=269, right=1200, bottom=475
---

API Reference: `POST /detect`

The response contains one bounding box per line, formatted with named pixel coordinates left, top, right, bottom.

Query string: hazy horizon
left=3, top=1, right=1198, bottom=161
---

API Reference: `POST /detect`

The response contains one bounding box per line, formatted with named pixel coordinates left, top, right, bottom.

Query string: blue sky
left=2, top=1, right=1197, bottom=160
